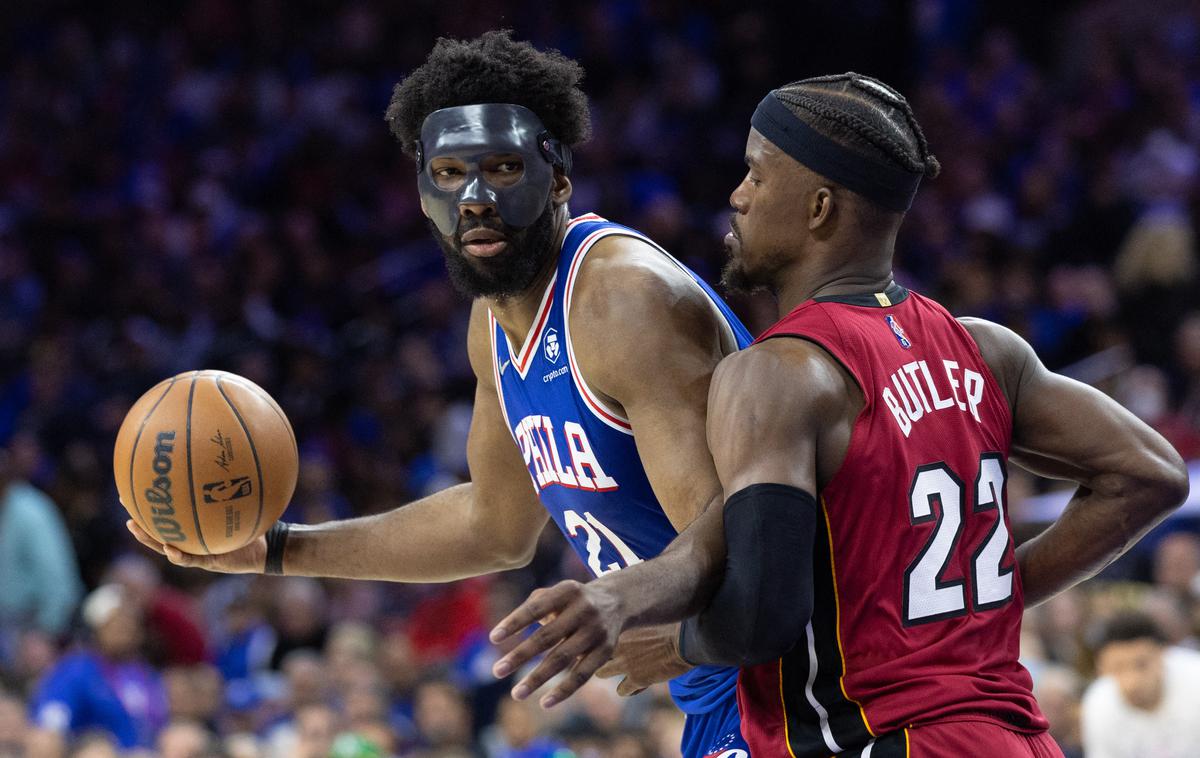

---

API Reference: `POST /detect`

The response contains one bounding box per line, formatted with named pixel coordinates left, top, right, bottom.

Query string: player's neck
left=773, top=262, right=895, bottom=317
left=486, top=215, right=569, bottom=346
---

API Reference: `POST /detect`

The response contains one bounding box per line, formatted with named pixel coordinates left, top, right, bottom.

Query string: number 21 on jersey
left=564, top=510, right=643, bottom=576
left=903, top=453, right=1014, bottom=625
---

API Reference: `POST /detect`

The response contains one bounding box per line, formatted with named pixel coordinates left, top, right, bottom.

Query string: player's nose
left=459, top=175, right=498, bottom=219
left=459, top=201, right=498, bottom=220
left=729, top=180, right=750, bottom=212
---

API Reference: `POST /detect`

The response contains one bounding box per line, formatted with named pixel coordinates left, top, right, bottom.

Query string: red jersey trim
left=567, top=212, right=605, bottom=229
left=494, top=275, right=557, bottom=380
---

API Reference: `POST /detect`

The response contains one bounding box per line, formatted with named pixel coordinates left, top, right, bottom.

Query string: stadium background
left=1, top=0, right=1199, bottom=756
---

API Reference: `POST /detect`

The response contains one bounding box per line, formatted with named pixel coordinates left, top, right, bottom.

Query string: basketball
left=113, top=370, right=299, bottom=555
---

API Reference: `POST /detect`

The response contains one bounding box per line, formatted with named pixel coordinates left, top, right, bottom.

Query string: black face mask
left=416, top=104, right=570, bottom=236
left=430, top=198, right=559, bottom=299
left=416, top=103, right=571, bottom=299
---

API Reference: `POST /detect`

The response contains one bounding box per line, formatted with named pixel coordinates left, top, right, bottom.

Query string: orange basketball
left=113, top=370, right=298, bottom=555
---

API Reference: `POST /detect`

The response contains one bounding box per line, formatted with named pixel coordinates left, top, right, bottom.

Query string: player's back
left=737, top=283, right=1047, bottom=757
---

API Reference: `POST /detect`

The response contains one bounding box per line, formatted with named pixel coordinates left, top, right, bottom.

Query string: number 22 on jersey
left=903, top=453, right=1014, bottom=625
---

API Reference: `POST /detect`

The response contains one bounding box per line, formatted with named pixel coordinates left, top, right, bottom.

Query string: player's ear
left=808, top=187, right=834, bottom=230
left=551, top=170, right=573, bottom=206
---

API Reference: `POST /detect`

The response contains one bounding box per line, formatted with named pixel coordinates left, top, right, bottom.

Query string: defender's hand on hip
left=595, top=622, right=692, bottom=696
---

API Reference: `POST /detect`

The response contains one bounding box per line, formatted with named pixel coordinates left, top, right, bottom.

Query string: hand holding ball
left=114, top=371, right=298, bottom=555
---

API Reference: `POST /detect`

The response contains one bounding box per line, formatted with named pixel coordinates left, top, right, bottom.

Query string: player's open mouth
left=461, top=229, right=509, bottom=258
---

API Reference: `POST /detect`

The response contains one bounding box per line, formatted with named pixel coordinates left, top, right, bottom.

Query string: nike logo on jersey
left=882, top=358, right=986, bottom=438
left=513, top=414, right=619, bottom=493
left=498, top=358, right=511, bottom=375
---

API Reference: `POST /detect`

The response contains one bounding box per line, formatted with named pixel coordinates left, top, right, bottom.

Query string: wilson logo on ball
left=202, top=477, right=254, bottom=504
left=144, top=431, right=187, bottom=543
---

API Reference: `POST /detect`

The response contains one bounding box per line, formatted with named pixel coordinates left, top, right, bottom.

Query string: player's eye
left=432, top=166, right=466, bottom=190
left=485, top=160, right=524, bottom=187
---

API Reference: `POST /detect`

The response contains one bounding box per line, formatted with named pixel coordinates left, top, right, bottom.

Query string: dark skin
left=490, top=127, right=1190, bottom=707
left=126, top=140, right=731, bottom=687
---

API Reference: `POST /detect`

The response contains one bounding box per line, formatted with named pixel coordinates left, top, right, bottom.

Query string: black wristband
left=264, top=522, right=291, bottom=576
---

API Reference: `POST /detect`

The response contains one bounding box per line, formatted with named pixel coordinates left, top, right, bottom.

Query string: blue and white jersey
left=490, top=213, right=752, bottom=716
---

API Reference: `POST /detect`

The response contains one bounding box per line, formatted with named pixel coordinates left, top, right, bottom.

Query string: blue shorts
left=681, top=690, right=749, bottom=758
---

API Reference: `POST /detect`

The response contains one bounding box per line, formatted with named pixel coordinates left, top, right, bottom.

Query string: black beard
left=720, top=242, right=773, bottom=295
left=431, top=202, right=559, bottom=299
left=720, top=256, right=758, bottom=294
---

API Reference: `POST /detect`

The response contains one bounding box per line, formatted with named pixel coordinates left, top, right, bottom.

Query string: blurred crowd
left=1, top=0, right=1200, bottom=756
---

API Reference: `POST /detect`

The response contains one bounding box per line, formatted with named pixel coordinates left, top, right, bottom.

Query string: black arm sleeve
left=678, top=483, right=816, bottom=667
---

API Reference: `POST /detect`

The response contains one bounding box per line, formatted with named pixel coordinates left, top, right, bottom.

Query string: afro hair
left=385, top=30, right=592, bottom=160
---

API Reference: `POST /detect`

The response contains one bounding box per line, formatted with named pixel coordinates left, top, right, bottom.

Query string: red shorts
left=904, top=720, right=1064, bottom=758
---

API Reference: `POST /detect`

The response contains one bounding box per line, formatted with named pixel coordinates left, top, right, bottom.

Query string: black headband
left=750, top=92, right=923, bottom=212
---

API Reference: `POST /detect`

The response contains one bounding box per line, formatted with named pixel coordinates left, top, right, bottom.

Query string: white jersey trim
left=493, top=272, right=557, bottom=381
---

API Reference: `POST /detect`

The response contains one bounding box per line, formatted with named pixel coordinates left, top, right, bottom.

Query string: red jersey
left=737, top=284, right=1048, bottom=757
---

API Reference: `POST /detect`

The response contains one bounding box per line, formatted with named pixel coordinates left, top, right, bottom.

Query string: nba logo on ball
left=886, top=315, right=912, bottom=349
left=544, top=328, right=561, bottom=364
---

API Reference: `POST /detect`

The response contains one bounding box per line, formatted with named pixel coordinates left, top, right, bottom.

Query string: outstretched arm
left=962, top=318, right=1189, bottom=606
left=127, top=301, right=549, bottom=581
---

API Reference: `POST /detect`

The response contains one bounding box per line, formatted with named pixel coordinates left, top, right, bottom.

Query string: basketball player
left=126, top=31, right=752, bottom=758
left=489, top=74, right=1189, bottom=756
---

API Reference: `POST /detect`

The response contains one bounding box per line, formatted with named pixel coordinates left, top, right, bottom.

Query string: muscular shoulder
left=708, top=339, right=851, bottom=442
left=957, top=317, right=1039, bottom=410
left=571, top=234, right=721, bottom=348
left=569, top=234, right=726, bottom=402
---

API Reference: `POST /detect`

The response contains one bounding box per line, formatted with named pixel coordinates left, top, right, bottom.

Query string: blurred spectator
left=413, top=680, right=473, bottom=755
left=29, top=585, right=167, bottom=750
left=1152, top=532, right=1200, bottom=601
left=1082, top=611, right=1200, bottom=757
left=267, top=579, right=329, bottom=670
left=224, top=732, right=264, bottom=758
left=1032, top=666, right=1083, bottom=758
left=644, top=701, right=686, bottom=758
left=157, top=720, right=214, bottom=758
left=490, top=698, right=569, bottom=758
left=105, top=554, right=209, bottom=666
left=67, top=733, right=118, bottom=758
left=291, top=703, right=341, bottom=758
left=163, top=664, right=224, bottom=729
left=0, top=446, right=82, bottom=641
left=0, top=690, right=25, bottom=758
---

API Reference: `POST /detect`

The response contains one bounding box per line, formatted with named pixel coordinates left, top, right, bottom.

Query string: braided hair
left=774, top=73, right=940, bottom=182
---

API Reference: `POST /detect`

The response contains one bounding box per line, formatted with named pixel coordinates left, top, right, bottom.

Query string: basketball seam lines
left=127, top=377, right=180, bottom=538
left=216, top=376, right=266, bottom=547
left=225, top=377, right=297, bottom=459
left=185, top=372, right=210, bottom=554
